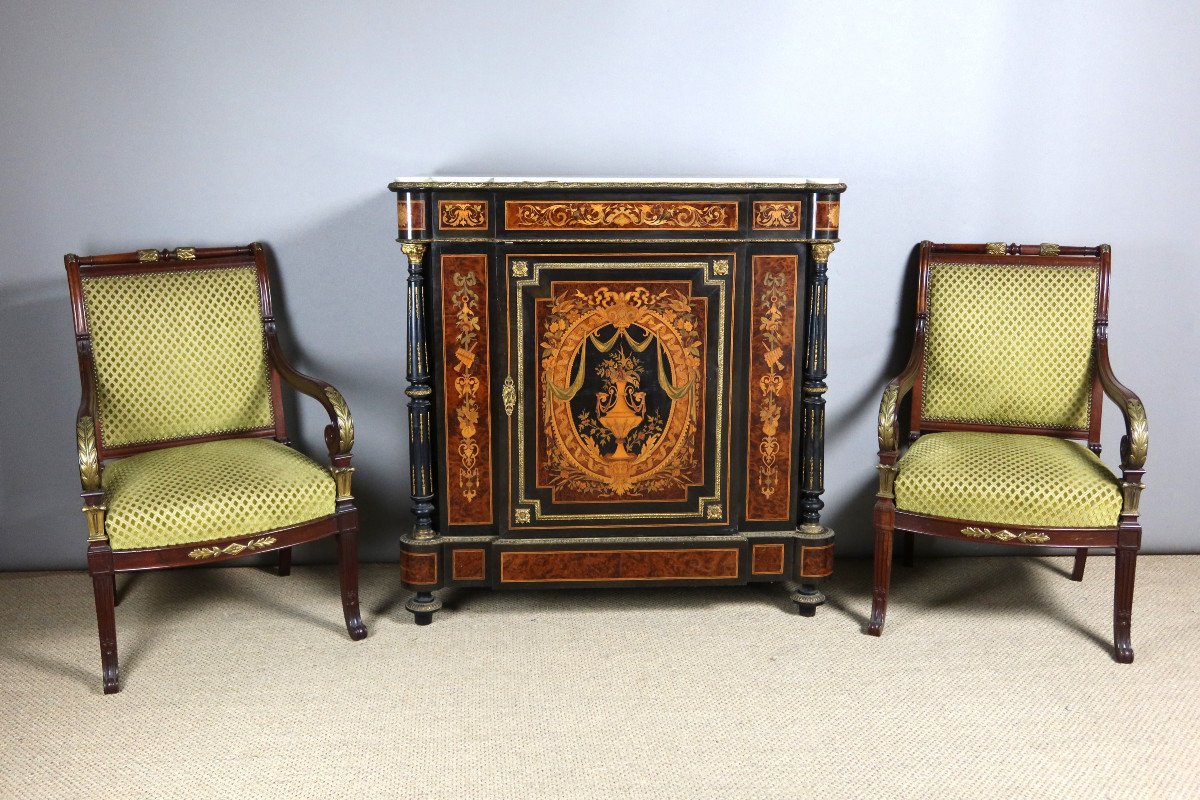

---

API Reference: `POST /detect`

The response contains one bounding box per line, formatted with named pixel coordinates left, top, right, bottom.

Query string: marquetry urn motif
left=537, top=282, right=703, bottom=500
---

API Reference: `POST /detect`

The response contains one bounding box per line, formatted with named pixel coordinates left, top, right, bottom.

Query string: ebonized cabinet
left=388, top=178, right=844, bottom=623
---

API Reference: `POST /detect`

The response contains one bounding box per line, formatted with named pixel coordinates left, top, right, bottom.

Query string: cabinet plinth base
left=399, top=532, right=833, bottom=614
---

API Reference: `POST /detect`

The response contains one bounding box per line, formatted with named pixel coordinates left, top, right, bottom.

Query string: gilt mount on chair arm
left=390, top=177, right=846, bottom=624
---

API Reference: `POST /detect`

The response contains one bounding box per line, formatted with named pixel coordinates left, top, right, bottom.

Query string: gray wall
left=2, top=1, right=1197, bottom=570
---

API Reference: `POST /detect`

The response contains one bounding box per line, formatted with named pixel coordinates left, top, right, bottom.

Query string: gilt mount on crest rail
left=390, top=178, right=844, bottom=623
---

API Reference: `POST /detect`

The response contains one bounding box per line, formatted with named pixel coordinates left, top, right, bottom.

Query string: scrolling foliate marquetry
left=441, top=255, right=493, bottom=525
left=505, top=201, right=738, bottom=231
left=438, top=200, right=488, bottom=230
left=746, top=255, right=798, bottom=520
left=752, top=201, right=803, bottom=230
left=536, top=281, right=706, bottom=502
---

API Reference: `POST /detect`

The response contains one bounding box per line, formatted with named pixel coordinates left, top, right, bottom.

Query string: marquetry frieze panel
left=746, top=255, right=799, bottom=521
left=440, top=254, right=493, bottom=525
left=504, top=200, right=738, bottom=231
left=438, top=200, right=488, bottom=231
left=752, top=201, right=804, bottom=230
left=499, top=548, right=739, bottom=583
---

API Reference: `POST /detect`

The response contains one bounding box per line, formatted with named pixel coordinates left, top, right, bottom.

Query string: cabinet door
left=502, top=251, right=737, bottom=535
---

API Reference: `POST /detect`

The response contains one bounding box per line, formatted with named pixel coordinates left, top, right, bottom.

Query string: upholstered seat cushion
left=102, top=438, right=335, bottom=551
left=894, top=431, right=1122, bottom=528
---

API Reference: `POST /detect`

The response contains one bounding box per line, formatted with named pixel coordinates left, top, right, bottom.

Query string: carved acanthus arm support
left=876, top=320, right=926, bottom=500
left=1096, top=341, right=1148, bottom=517
left=264, top=324, right=356, bottom=500
left=76, top=342, right=107, bottom=542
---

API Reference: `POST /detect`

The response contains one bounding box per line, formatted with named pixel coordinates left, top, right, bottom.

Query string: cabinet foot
left=790, top=583, right=825, bottom=617
left=406, top=591, right=441, bottom=626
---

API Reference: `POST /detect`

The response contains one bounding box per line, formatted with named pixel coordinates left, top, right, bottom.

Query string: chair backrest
left=911, top=242, right=1110, bottom=445
left=67, top=245, right=284, bottom=457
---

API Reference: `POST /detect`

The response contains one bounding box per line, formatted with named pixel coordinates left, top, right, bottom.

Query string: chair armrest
left=75, top=344, right=108, bottom=542
left=265, top=325, right=354, bottom=459
left=75, top=347, right=101, bottom=494
left=878, top=352, right=922, bottom=456
left=1097, top=351, right=1148, bottom=472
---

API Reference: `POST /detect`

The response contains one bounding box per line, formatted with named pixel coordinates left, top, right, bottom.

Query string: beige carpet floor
left=1, top=555, right=1197, bottom=799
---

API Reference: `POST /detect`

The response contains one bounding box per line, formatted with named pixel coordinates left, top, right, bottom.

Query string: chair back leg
left=277, top=546, right=292, bottom=577
left=901, top=531, right=915, bottom=567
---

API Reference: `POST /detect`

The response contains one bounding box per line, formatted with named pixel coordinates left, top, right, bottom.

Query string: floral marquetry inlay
left=441, top=255, right=493, bottom=525
left=505, top=201, right=738, bottom=231
left=746, top=256, right=798, bottom=520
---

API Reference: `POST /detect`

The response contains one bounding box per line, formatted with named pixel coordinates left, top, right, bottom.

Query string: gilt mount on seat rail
left=390, top=178, right=844, bottom=621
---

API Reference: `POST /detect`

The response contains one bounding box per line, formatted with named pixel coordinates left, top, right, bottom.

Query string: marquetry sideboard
left=388, top=178, right=844, bottom=623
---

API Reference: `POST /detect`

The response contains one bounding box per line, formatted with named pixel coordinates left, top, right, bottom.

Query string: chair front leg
left=868, top=504, right=894, bottom=636
left=90, top=570, right=120, bottom=693
left=1113, top=544, right=1137, bottom=663
left=335, top=521, right=367, bottom=641
left=1071, top=548, right=1087, bottom=581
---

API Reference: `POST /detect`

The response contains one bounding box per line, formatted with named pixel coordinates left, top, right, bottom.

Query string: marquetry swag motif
left=869, top=241, right=1148, bottom=664
left=391, top=177, right=845, bottom=625
left=66, top=243, right=367, bottom=693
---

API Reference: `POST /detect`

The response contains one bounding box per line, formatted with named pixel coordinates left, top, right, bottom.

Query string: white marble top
left=388, top=176, right=844, bottom=190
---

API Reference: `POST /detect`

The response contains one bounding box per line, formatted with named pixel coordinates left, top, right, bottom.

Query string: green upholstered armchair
left=870, top=241, right=1147, bottom=663
left=65, top=244, right=366, bottom=693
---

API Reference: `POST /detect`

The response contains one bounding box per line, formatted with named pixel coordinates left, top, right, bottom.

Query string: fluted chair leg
left=91, top=571, right=120, bottom=693
left=1113, top=545, right=1137, bottom=663
left=336, top=530, right=367, bottom=641
left=868, top=515, right=894, bottom=636
left=1070, top=548, right=1087, bottom=581
left=277, top=546, right=292, bottom=577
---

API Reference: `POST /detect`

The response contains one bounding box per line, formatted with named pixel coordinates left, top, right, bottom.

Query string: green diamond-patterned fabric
left=922, top=262, right=1098, bottom=430
left=102, top=438, right=334, bottom=551
left=80, top=267, right=274, bottom=448
left=894, top=431, right=1122, bottom=528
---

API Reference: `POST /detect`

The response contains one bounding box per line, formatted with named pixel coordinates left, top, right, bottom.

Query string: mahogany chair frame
left=869, top=241, right=1148, bottom=662
left=66, top=243, right=366, bottom=693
